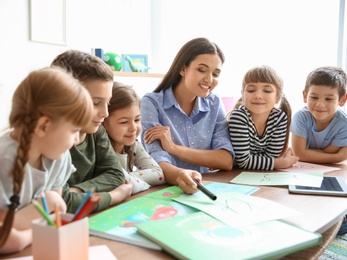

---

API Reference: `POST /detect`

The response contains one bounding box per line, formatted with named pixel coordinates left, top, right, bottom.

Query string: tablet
left=288, top=176, right=347, bottom=196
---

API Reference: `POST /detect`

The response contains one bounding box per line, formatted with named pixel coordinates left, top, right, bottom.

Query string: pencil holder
left=32, top=213, right=89, bottom=260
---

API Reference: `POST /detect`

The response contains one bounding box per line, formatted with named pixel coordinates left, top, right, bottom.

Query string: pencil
left=41, top=192, right=49, bottom=214
left=192, top=178, right=217, bottom=201
left=73, top=187, right=94, bottom=217
left=54, top=205, right=62, bottom=227
left=72, top=194, right=100, bottom=221
left=32, top=200, right=56, bottom=227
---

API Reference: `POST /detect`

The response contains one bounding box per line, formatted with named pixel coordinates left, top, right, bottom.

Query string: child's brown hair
left=304, top=66, right=347, bottom=98
left=106, top=81, right=140, bottom=170
left=229, top=65, right=292, bottom=156
left=0, top=67, right=94, bottom=247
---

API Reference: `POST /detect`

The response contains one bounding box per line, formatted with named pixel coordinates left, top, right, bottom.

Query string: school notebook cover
left=136, top=211, right=322, bottom=260
left=88, top=183, right=258, bottom=250
left=88, top=186, right=197, bottom=250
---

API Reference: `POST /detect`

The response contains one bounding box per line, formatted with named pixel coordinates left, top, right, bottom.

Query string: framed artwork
left=121, top=54, right=148, bottom=72
left=30, top=0, right=66, bottom=45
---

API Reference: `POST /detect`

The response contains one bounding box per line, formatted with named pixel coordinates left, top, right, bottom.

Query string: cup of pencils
left=31, top=191, right=100, bottom=260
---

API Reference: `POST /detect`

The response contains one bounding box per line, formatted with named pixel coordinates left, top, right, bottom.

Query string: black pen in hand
left=192, top=178, right=217, bottom=201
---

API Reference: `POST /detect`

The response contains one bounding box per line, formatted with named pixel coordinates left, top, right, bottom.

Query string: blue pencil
left=74, top=188, right=94, bottom=217
left=41, top=192, right=49, bottom=214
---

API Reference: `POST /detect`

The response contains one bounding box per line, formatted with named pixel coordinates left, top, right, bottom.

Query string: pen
left=192, top=178, right=217, bottom=201
left=32, top=200, right=56, bottom=227
left=41, top=192, right=49, bottom=214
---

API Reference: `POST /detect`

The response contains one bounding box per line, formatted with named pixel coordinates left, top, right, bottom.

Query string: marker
left=192, top=178, right=217, bottom=201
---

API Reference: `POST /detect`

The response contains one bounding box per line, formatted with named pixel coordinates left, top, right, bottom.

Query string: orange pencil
left=54, top=205, right=62, bottom=227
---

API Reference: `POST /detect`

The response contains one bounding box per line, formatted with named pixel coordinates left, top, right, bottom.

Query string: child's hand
left=176, top=169, right=201, bottom=194
left=45, top=190, right=67, bottom=213
left=0, top=227, right=32, bottom=254
left=338, top=147, right=347, bottom=161
left=108, top=180, right=133, bottom=205
left=275, top=154, right=299, bottom=169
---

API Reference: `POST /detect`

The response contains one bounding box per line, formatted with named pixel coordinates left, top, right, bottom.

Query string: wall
left=0, top=0, right=342, bottom=131
left=0, top=0, right=152, bottom=130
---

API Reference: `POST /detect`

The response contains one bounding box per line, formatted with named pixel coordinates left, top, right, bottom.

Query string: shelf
left=113, top=71, right=165, bottom=78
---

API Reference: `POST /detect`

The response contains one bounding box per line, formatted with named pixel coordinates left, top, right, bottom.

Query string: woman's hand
left=176, top=169, right=201, bottom=194
left=144, top=125, right=176, bottom=153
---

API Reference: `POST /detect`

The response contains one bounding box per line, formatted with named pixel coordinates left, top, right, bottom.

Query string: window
left=150, top=0, right=341, bottom=113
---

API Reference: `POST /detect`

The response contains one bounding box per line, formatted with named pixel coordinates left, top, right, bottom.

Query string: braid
left=279, top=96, right=292, bottom=156
left=0, top=113, right=38, bottom=247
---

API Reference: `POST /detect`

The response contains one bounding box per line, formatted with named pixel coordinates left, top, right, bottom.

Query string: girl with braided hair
left=0, top=67, right=93, bottom=254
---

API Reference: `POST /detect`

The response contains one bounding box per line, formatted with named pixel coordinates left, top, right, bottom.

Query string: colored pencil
left=73, top=188, right=94, bottom=217
left=72, top=194, right=100, bottom=222
left=41, top=192, right=49, bottom=214
left=32, top=200, right=56, bottom=227
left=54, top=205, right=62, bottom=227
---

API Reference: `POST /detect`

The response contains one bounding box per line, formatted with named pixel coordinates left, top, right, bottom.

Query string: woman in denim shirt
left=141, top=37, right=234, bottom=194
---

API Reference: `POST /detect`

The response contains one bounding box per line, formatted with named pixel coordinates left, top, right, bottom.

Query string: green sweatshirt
left=62, top=125, right=125, bottom=213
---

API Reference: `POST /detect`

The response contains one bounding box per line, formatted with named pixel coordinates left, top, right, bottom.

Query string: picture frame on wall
left=121, top=54, right=148, bottom=72
left=30, top=0, right=66, bottom=45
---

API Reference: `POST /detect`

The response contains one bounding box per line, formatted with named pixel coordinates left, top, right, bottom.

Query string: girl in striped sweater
left=227, top=65, right=298, bottom=170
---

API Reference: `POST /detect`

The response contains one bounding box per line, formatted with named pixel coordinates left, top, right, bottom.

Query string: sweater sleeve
left=62, top=183, right=111, bottom=213
left=73, top=125, right=125, bottom=193
left=228, top=109, right=275, bottom=170
left=131, top=140, right=165, bottom=186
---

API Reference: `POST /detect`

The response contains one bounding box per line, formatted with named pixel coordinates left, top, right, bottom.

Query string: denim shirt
left=140, top=86, right=234, bottom=173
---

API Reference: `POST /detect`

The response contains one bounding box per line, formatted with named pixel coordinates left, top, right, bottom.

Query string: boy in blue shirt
left=290, top=66, right=347, bottom=235
left=291, top=66, right=347, bottom=164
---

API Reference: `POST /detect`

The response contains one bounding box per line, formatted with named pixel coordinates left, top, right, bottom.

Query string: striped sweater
left=228, top=105, right=287, bottom=170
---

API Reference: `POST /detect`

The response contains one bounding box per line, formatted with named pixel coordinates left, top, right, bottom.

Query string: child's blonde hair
left=230, top=65, right=292, bottom=156
left=107, top=81, right=140, bottom=170
left=0, top=67, right=94, bottom=247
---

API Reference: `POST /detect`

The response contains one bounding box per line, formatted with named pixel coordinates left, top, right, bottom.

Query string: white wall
left=0, top=0, right=342, bottom=131
left=0, top=0, right=152, bottom=130
left=153, top=0, right=340, bottom=114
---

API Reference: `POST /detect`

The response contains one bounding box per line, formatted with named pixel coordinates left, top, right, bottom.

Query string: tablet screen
left=295, top=176, right=343, bottom=191
left=288, top=176, right=347, bottom=196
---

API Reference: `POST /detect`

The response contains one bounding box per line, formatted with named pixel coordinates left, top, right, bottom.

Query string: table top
left=2, top=162, right=347, bottom=260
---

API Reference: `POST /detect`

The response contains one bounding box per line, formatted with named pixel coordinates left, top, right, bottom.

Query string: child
left=0, top=67, right=94, bottom=254
left=51, top=50, right=132, bottom=213
left=103, top=82, right=165, bottom=194
left=140, top=37, right=234, bottom=194
left=228, top=65, right=298, bottom=170
left=291, top=66, right=347, bottom=163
